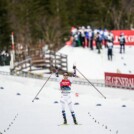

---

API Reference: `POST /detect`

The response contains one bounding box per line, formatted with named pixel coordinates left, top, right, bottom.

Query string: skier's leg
left=98, top=42, right=100, bottom=51
left=62, top=110, right=67, bottom=124
left=60, top=97, right=67, bottom=124
left=60, top=99, right=65, bottom=111
left=67, top=96, right=78, bottom=124
left=109, top=49, right=112, bottom=60
left=120, top=44, right=122, bottom=53
left=121, top=45, right=123, bottom=53
left=108, top=49, right=110, bottom=60
left=111, top=49, right=113, bottom=61
left=71, top=111, right=78, bottom=124
left=123, top=44, right=125, bottom=53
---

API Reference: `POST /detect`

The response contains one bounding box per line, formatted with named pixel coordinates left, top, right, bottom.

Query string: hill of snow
left=0, top=45, right=134, bottom=134
left=58, top=45, right=134, bottom=79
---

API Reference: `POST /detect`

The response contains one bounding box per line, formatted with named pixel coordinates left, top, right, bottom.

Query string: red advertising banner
left=105, top=72, right=134, bottom=89
left=112, top=30, right=134, bottom=45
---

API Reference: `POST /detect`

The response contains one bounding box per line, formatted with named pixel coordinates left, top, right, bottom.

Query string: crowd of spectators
left=0, top=50, right=10, bottom=66
left=68, top=26, right=126, bottom=61
left=70, top=26, right=114, bottom=48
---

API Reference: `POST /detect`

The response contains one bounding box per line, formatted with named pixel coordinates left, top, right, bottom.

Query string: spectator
left=90, top=29, right=94, bottom=50
left=99, top=28, right=104, bottom=48
left=0, top=49, right=10, bottom=66
left=5, top=50, right=11, bottom=65
left=84, top=26, right=91, bottom=48
left=73, top=30, right=79, bottom=47
left=79, top=26, right=86, bottom=47
left=95, top=32, right=101, bottom=54
left=0, top=50, right=6, bottom=66
left=103, top=29, right=109, bottom=48
left=118, top=33, right=126, bottom=53
left=107, top=32, right=114, bottom=60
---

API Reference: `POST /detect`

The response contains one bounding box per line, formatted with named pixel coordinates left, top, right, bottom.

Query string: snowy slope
left=58, top=45, right=134, bottom=79
left=1, top=45, right=133, bottom=80
left=0, top=74, right=134, bottom=134
left=0, top=45, right=134, bottom=134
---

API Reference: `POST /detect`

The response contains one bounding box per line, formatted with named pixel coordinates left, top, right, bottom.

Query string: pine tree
left=0, top=0, right=11, bottom=50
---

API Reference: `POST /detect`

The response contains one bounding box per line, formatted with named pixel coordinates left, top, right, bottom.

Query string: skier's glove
left=73, top=65, right=76, bottom=69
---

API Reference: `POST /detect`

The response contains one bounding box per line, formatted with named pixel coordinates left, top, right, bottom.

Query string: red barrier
left=105, top=72, right=134, bottom=89
left=66, top=36, right=73, bottom=46
left=112, top=30, right=134, bottom=45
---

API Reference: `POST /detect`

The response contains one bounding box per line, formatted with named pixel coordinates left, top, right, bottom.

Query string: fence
left=30, top=49, right=68, bottom=73
left=12, top=48, right=68, bottom=74
left=0, top=70, right=105, bottom=87
left=11, top=58, right=32, bottom=74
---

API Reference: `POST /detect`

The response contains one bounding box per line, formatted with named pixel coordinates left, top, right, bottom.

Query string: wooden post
left=10, top=32, right=15, bottom=74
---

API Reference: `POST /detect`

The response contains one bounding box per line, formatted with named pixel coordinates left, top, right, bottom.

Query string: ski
left=58, top=123, right=82, bottom=126
left=58, top=124, right=70, bottom=126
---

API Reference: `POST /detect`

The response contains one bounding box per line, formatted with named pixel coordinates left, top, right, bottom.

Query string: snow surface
left=0, top=73, right=134, bottom=134
left=0, top=45, right=134, bottom=134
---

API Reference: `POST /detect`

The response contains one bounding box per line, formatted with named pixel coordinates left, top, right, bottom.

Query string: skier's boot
left=71, top=111, right=78, bottom=125
left=62, top=110, right=67, bottom=124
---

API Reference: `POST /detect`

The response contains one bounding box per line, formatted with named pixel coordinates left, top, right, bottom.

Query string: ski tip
left=75, top=123, right=82, bottom=125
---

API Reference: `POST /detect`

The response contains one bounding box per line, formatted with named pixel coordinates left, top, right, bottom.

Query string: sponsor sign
left=105, top=72, right=134, bottom=89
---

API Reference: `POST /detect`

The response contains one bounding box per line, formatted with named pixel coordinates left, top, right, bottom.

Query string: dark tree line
left=0, top=0, right=134, bottom=50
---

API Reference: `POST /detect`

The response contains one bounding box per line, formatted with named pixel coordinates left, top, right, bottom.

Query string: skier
left=60, top=72, right=78, bottom=125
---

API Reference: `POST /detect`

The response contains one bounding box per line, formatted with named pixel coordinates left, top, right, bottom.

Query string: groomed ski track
left=0, top=74, right=134, bottom=134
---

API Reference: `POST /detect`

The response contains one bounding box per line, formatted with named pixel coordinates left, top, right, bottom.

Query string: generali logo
left=105, top=76, right=134, bottom=88
left=105, top=72, right=134, bottom=89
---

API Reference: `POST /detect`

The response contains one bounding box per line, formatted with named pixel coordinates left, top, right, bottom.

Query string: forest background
left=0, top=0, right=134, bottom=50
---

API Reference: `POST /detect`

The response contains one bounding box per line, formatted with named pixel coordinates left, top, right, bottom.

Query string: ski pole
left=74, top=66, right=106, bottom=99
left=32, top=73, right=53, bottom=102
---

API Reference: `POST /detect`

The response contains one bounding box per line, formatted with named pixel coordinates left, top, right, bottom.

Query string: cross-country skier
left=60, top=72, right=78, bottom=125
